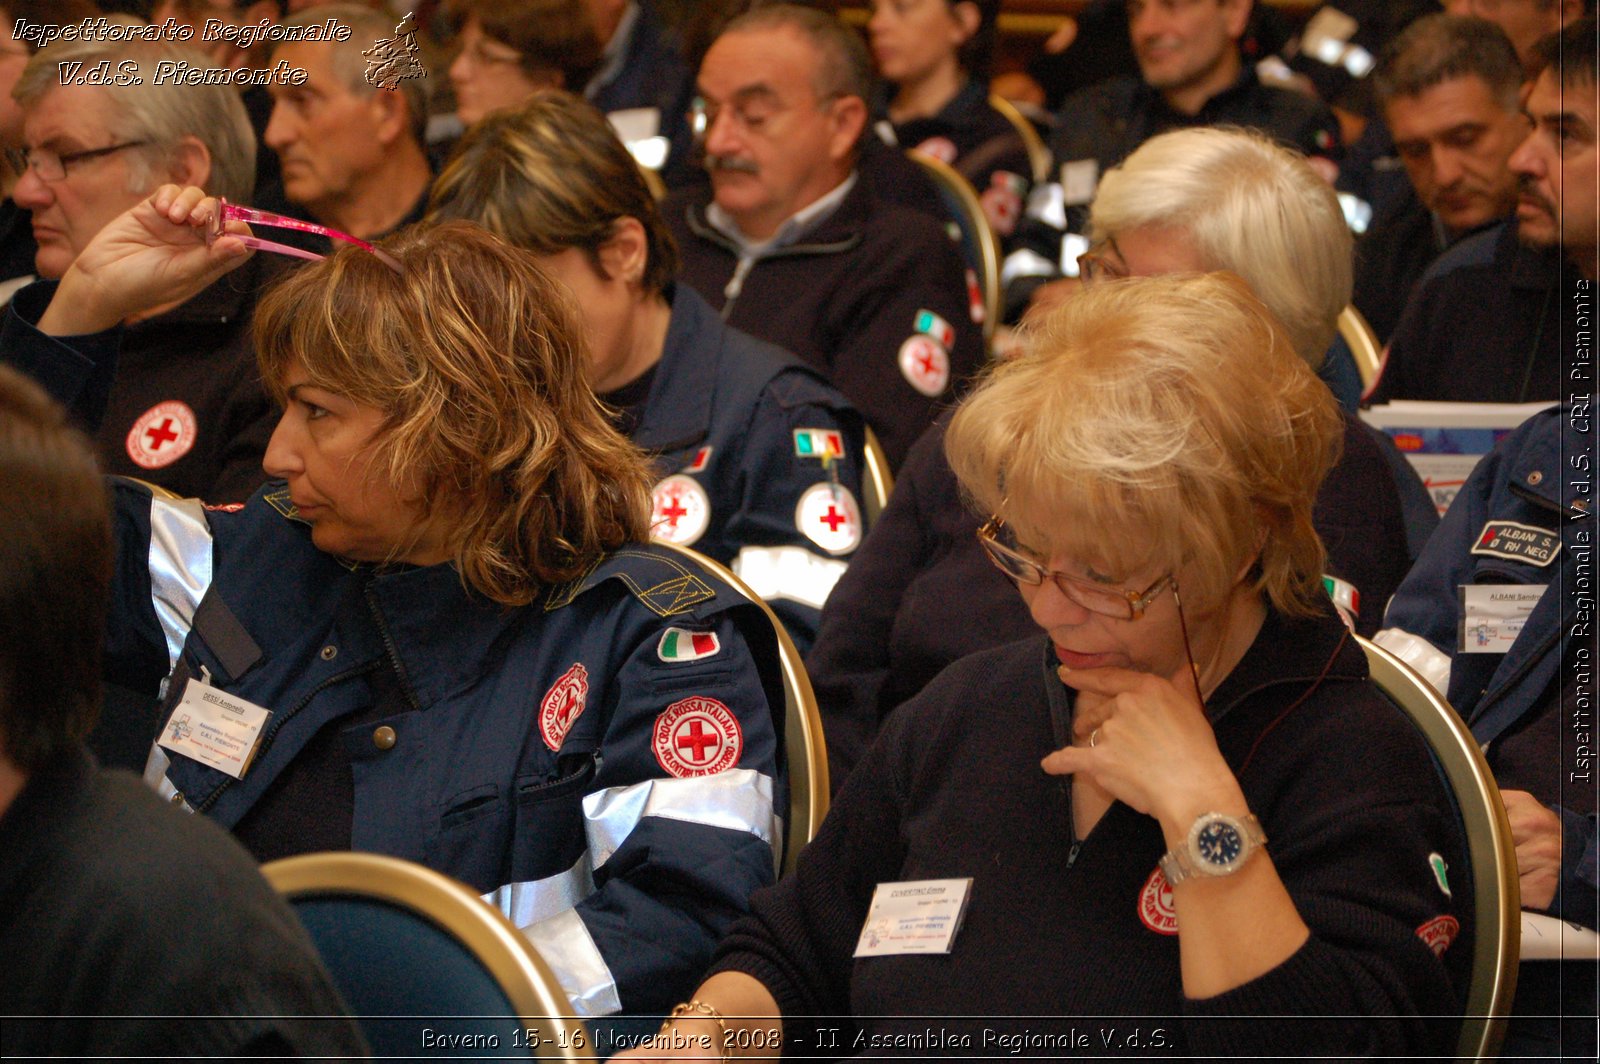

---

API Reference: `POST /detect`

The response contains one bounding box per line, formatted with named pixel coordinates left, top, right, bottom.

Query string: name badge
left=1060, top=159, right=1099, bottom=206
left=853, top=878, right=973, bottom=957
left=157, top=677, right=272, bottom=779
left=1458, top=584, right=1545, bottom=654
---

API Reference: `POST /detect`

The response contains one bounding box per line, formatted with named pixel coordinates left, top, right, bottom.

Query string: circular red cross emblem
left=539, top=662, right=589, bottom=752
left=126, top=401, right=198, bottom=469
left=652, top=695, right=742, bottom=778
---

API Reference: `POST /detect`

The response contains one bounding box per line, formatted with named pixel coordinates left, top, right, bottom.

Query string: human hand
left=1040, top=665, right=1243, bottom=829
left=39, top=185, right=251, bottom=336
left=1502, top=789, right=1563, bottom=910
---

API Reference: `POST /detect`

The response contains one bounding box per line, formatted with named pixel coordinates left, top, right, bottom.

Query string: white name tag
left=853, top=878, right=973, bottom=957
left=157, top=677, right=272, bottom=779
left=1061, top=159, right=1099, bottom=206
left=1458, top=584, right=1545, bottom=654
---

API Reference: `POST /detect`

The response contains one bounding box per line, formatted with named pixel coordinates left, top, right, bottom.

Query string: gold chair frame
left=262, top=851, right=586, bottom=1062
left=988, top=92, right=1052, bottom=186
left=1338, top=304, right=1383, bottom=396
left=1357, top=636, right=1520, bottom=1061
left=860, top=425, right=896, bottom=528
left=907, top=148, right=1002, bottom=347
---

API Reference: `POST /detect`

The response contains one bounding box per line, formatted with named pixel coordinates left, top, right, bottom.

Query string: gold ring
left=1089, top=728, right=1100, bottom=748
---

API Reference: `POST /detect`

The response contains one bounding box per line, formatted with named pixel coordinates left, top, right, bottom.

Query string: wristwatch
left=1159, top=812, right=1267, bottom=885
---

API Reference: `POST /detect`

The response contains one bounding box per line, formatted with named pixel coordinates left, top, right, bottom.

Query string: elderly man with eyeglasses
left=8, top=34, right=273, bottom=505
left=663, top=3, right=982, bottom=470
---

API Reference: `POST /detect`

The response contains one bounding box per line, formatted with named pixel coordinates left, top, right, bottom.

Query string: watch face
left=1196, top=819, right=1244, bottom=868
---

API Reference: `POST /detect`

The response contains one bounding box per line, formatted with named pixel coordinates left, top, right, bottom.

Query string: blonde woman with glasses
left=627, top=273, right=1470, bottom=1060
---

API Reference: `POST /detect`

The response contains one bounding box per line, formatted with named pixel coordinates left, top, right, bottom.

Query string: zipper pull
left=1065, top=840, right=1082, bottom=868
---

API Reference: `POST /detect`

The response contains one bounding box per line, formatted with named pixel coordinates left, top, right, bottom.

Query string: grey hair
left=278, top=4, right=430, bottom=147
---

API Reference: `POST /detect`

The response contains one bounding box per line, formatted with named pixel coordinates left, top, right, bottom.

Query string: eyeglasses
left=456, top=37, right=524, bottom=68
left=977, top=515, right=1174, bottom=620
left=7, top=141, right=148, bottom=183
left=207, top=198, right=403, bottom=274
left=688, top=91, right=842, bottom=140
left=1075, top=234, right=1129, bottom=284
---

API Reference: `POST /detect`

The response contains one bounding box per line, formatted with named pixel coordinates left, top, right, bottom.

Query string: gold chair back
left=1338, top=304, right=1383, bottom=396
left=1357, top=636, right=1519, bottom=1061
left=907, top=148, right=1002, bottom=347
left=860, top=425, right=896, bottom=528
left=988, top=92, right=1051, bottom=185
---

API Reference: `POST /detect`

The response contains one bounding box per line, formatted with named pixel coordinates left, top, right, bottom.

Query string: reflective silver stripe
left=147, top=496, right=213, bottom=682
left=520, top=907, right=622, bottom=1017
left=483, top=854, right=596, bottom=929
left=1373, top=628, right=1453, bottom=696
left=583, top=769, right=775, bottom=870
left=141, top=746, right=194, bottom=812
left=1022, top=181, right=1067, bottom=230
left=1338, top=192, right=1373, bottom=235
left=1000, top=248, right=1058, bottom=288
left=733, top=546, right=848, bottom=611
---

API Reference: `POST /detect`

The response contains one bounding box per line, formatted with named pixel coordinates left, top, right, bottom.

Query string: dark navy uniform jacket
left=1380, top=405, right=1597, bottom=926
left=1003, top=68, right=1340, bottom=317
left=666, top=175, right=983, bottom=469
left=637, top=286, right=865, bottom=651
left=3, top=283, right=784, bottom=1020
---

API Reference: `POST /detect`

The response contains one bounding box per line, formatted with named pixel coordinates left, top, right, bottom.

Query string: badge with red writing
left=1415, top=914, right=1459, bottom=956
left=650, top=474, right=711, bottom=546
left=126, top=401, right=197, bottom=469
left=539, top=662, right=589, bottom=752
left=653, top=696, right=743, bottom=778
left=1138, top=867, right=1178, bottom=935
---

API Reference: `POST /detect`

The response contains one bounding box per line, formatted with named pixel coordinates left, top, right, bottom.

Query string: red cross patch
left=1138, top=867, right=1178, bottom=935
left=683, top=446, right=713, bottom=473
left=898, top=335, right=950, bottom=397
left=652, top=695, right=743, bottom=778
left=981, top=170, right=1026, bottom=237
left=539, top=662, right=589, bottom=752
left=795, top=482, right=862, bottom=555
left=650, top=474, right=711, bottom=546
left=126, top=401, right=198, bottom=469
left=1415, top=914, right=1459, bottom=956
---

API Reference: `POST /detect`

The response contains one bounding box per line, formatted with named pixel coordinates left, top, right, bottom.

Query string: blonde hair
left=946, top=273, right=1343, bottom=617
left=1088, top=126, right=1350, bottom=367
left=254, top=222, right=653, bottom=605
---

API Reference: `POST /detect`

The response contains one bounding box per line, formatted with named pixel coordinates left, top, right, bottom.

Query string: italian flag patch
left=658, top=628, right=721, bottom=662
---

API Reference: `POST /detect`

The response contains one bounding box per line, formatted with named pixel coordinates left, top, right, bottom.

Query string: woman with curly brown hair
left=0, top=186, right=784, bottom=1021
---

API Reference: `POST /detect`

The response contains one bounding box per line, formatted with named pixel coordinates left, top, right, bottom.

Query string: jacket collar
left=631, top=284, right=720, bottom=453
left=1502, top=219, right=1566, bottom=292
left=684, top=175, right=869, bottom=260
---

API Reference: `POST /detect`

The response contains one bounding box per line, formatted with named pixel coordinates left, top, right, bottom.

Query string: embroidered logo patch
left=913, top=308, right=956, bottom=350
left=964, top=269, right=986, bottom=324
left=898, top=335, right=950, bottom=397
left=795, top=482, right=862, bottom=555
left=204, top=502, right=246, bottom=513
left=658, top=628, right=721, bottom=663
left=1471, top=520, right=1560, bottom=567
left=539, top=662, right=589, bottom=752
left=126, top=401, right=197, bottom=469
left=682, top=445, right=713, bottom=473
left=653, top=695, right=743, bottom=778
left=650, top=474, right=711, bottom=546
left=793, top=428, right=846, bottom=460
left=1138, top=867, right=1178, bottom=935
left=1415, top=914, right=1459, bottom=957
left=980, top=171, right=1027, bottom=237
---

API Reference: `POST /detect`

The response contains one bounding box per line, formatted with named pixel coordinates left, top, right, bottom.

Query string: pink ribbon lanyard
left=208, top=199, right=404, bottom=274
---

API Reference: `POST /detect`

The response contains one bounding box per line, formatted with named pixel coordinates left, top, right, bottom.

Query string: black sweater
left=715, top=608, right=1471, bottom=1059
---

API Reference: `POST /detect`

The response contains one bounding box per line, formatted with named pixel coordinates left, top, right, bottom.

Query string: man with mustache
left=1374, top=17, right=1596, bottom=403
left=1002, top=0, right=1341, bottom=319
left=662, top=3, right=981, bottom=469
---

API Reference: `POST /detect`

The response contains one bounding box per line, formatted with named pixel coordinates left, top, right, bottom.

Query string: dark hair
left=955, top=1, right=1000, bottom=82
left=446, top=0, right=603, bottom=91
left=429, top=91, right=678, bottom=293
left=1530, top=16, right=1598, bottom=87
left=1374, top=15, right=1524, bottom=112
left=0, top=366, right=110, bottom=773
left=723, top=2, right=873, bottom=102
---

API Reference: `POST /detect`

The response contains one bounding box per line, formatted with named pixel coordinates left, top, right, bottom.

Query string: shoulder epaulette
left=545, top=547, right=721, bottom=617
left=262, top=485, right=312, bottom=525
